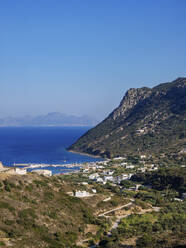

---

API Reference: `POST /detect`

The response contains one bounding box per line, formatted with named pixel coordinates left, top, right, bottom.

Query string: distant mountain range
left=0, top=112, right=98, bottom=127
left=69, top=77, right=186, bottom=158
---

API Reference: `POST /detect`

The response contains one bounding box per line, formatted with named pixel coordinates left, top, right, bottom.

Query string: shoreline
left=68, top=149, right=103, bottom=159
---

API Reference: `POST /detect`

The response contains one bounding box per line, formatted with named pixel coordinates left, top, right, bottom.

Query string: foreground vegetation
left=0, top=166, right=185, bottom=247
left=99, top=201, right=186, bottom=248
left=97, top=167, right=186, bottom=248
left=0, top=174, right=97, bottom=247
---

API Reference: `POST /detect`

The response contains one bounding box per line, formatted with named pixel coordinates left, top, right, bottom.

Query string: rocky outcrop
left=110, top=87, right=151, bottom=120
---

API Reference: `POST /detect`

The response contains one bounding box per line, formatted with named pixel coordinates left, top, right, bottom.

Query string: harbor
left=13, top=162, right=83, bottom=169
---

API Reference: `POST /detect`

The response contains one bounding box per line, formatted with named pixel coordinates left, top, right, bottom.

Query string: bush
left=18, top=208, right=36, bottom=220
left=33, top=180, right=48, bottom=187
left=25, top=185, right=33, bottom=192
left=135, top=199, right=148, bottom=209
left=0, top=201, right=15, bottom=212
left=44, top=191, right=54, bottom=200
left=4, top=185, right=11, bottom=192
left=136, top=234, right=155, bottom=248
left=4, top=220, right=14, bottom=225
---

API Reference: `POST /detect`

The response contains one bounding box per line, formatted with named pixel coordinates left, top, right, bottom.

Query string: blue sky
left=0, top=0, right=186, bottom=120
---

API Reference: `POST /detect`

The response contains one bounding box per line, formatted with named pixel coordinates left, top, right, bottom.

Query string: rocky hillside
left=68, top=77, right=186, bottom=158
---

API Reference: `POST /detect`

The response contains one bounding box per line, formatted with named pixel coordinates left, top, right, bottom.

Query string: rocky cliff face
left=68, top=78, right=186, bottom=158
left=109, top=87, right=152, bottom=120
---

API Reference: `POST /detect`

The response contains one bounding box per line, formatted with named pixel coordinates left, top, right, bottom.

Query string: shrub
left=33, top=180, right=48, bottom=187
left=0, top=201, right=15, bottom=212
left=136, top=234, right=155, bottom=248
left=4, top=220, right=15, bottom=225
left=18, top=208, right=36, bottom=219
left=4, top=185, right=11, bottom=192
left=44, top=191, right=54, bottom=200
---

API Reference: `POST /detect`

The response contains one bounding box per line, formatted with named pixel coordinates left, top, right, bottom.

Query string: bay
left=0, top=126, right=102, bottom=174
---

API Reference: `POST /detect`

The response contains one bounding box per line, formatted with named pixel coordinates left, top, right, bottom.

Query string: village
left=0, top=154, right=185, bottom=202
left=0, top=154, right=158, bottom=181
left=71, top=155, right=159, bottom=198
left=0, top=154, right=185, bottom=247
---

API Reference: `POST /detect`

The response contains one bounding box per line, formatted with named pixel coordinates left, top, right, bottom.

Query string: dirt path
left=107, top=205, right=160, bottom=236
left=77, top=199, right=160, bottom=247
left=98, top=199, right=134, bottom=217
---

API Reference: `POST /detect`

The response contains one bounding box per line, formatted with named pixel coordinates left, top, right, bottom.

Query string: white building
left=96, top=165, right=104, bottom=169
left=0, top=162, right=26, bottom=175
left=138, top=167, right=146, bottom=172
left=126, top=165, right=135, bottom=169
left=92, top=189, right=97, bottom=194
left=140, top=155, right=147, bottom=159
left=113, top=157, right=125, bottom=160
left=182, top=193, right=186, bottom=199
left=104, top=176, right=114, bottom=182
left=136, top=129, right=145, bottom=134
left=95, top=177, right=104, bottom=183
left=14, top=168, right=27, bottom=175
left=89, top=173, right=99, bottom=180
left=82, top=182, right=88, bottom=185
left=121, top=162, right=128, bottom=166
left=75, top=191, right=91, bottom=198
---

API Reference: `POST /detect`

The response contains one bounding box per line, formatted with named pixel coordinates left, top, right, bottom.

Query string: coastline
left=68, top=149, right=103, bottom=159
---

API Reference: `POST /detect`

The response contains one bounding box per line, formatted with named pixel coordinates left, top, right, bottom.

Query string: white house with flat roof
left=75, top=191, right=92, bottom=198
left=89, top=173, right=99, bottom=180
left=14, top=168, right=27, bottom=175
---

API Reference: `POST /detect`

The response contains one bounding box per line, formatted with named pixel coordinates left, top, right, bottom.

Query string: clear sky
left=0, top=0, right=186, bottom=120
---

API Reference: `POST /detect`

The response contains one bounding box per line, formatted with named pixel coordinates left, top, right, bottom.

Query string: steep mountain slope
left=68, top=78, right=186, bottom=158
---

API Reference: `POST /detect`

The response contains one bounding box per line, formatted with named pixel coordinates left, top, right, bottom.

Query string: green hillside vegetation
left=0, top=173, right=130, bottom=248
left=97, top=168, right=186, bottom=248
left=131, top=167, right=186, bottom=195
left=0, top=167, right=185, bottom=247
left=98, top=202, right=186, bottom=248
left=69, top=78, right=186, bottom=158
left=0, top=174, right=96, bottom=248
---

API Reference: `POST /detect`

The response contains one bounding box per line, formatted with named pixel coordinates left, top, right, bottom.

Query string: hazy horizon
left=1, top=0, right=186, bottom=119
left=0, top=111, right=100, bottom=120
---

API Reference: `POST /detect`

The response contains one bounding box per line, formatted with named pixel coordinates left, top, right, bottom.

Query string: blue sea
left=0, top=127, right=102, bottom=174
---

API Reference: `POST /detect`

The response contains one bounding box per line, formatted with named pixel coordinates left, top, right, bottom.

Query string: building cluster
left=0, top=162, right=27, bottom=175
left=87, top=171, right=133, bottom=185
left=0, top=162, right=52, bottom=177
left=79, top=155, right=160, bottom=187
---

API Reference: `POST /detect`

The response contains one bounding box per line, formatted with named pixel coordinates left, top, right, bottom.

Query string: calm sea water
left=0, top=127, right=101, bottom=174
